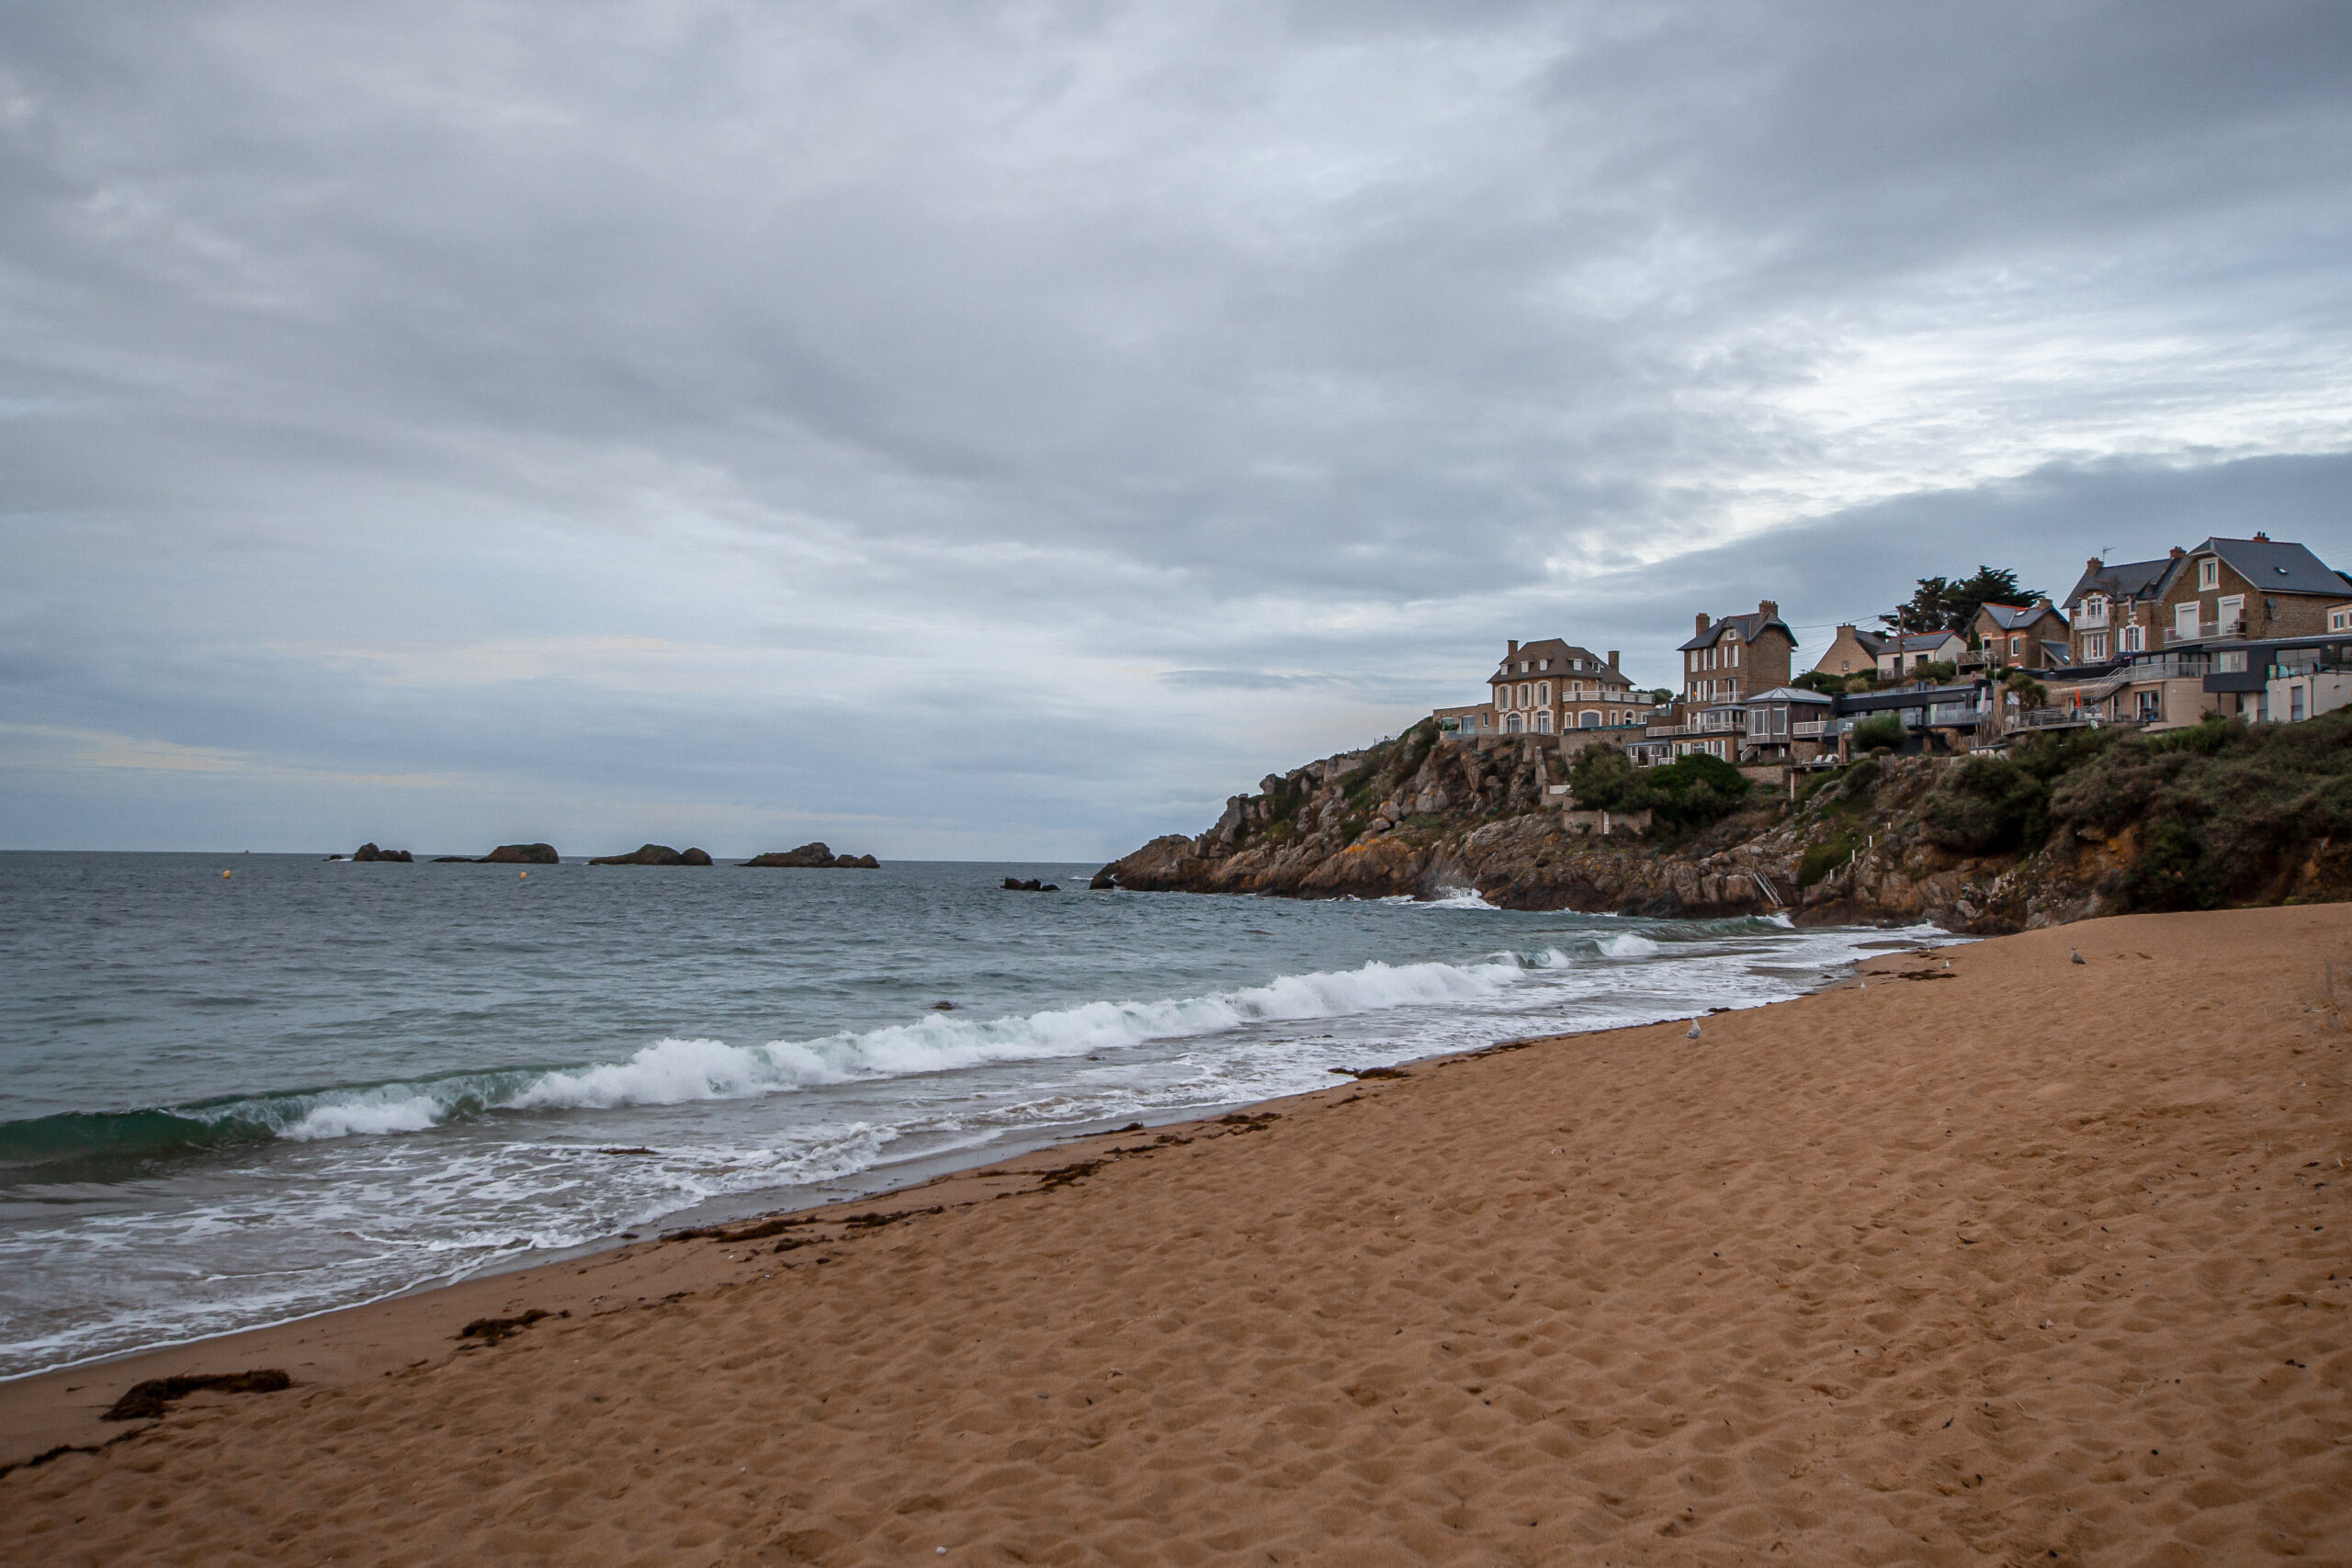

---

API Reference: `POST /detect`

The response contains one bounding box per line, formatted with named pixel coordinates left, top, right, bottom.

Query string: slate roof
left=2064, top=558, right=2170, bottom=608
left=1490, top=638, right=1634, bottom=687
left=1885, top=631, right=1967, bottom=653
left=1747, top=686, right=1836, bottom=705
left=1980, top=602, right=2066, bottom=632
left=2167, top=536, right=2349, bottom=598
left=1679, top=610, right=1795, bottom=653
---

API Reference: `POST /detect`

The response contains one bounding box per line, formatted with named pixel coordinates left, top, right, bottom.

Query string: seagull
left=1686, top=1021, right=1702, bottom=1040
left=2070, top=947, right=2086, bottom=965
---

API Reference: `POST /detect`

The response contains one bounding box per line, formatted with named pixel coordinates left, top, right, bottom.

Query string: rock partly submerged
left=742, top=842, right=879, bottom=868
left=346, top=842, right=413, bottom=863
left=428, top=843, right=562, bottom=864
left=588, top=844, right=714, bottom=866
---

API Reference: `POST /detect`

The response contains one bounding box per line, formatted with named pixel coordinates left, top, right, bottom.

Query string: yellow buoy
left=520, top=871, right=528, bottom=879
left=220, top=870, right=231, bottom=878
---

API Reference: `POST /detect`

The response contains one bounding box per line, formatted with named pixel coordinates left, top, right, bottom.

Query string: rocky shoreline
left=1094, top=721, right=2352, bottom=933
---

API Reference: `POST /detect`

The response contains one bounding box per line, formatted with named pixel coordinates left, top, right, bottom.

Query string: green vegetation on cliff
left=1099, top=710, right=2352, bottom=930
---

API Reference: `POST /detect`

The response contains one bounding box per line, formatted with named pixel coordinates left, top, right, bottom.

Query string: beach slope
left=6, top=906, right=2350, bottom=1565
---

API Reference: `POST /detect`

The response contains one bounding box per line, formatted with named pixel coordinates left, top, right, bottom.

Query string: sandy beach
left=5, top=904, right=2348, bottom=1565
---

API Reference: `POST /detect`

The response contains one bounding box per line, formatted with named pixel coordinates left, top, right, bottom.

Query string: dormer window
left=2198, top=558, right=2220, bottom=591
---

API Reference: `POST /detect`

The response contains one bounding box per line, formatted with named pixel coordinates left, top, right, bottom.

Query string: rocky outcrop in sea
left=743, top=842, right=879, bottom=868
left=588, top=844, right=714, bottom=866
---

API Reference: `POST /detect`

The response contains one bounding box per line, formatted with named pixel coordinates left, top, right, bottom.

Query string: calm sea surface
left=0, top=852, right=1941, bottom=1377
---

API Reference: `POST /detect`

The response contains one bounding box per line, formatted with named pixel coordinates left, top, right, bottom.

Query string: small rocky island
left=334, top=842, right=413, bottom=862
left=429, top=843, right=560, bottom=863
left=742, top=841, right=879, bottom=868
left=589, top=844, right=714, bottom=866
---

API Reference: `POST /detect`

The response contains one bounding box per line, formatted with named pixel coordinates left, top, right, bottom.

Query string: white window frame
left=2198, top=558, right=2220, bottom=591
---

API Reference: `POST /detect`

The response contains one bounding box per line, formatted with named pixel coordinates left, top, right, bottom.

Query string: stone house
left=1874, top=630, right=1969, bottom=679
left=1972, top=601, right=2070, bottom=670
left=2151, top=535, right=2349, bottom=648
left=1679, top=603, right=1794, bottom=708
left=2063, top=556, right=2172, bottom=664
left=1809, top=625, right=1884, bottom=681
left=1674, top=604, right=1795, bottom=762
left=1484, top=638, right=1643, bottom=735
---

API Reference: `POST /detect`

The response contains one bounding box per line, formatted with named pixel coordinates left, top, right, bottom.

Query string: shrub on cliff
left=2044, top=710, right=2352, bottom=906
left=1566, top=744, right=1647, bottom=812
left=1645, top=754, right=1750, bottom=839
left=1922, top=755, right=2050, bottom=854
left=1850, top=714, right=1906, bottom=752
left=2120, top=819, right=2218, bottom=911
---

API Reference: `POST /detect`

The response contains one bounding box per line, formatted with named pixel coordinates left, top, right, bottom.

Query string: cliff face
left=1095, top=721, right=2352, bottom=933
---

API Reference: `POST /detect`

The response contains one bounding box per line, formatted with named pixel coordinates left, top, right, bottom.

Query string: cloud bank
left=3, top=1, right=2347, bottom=856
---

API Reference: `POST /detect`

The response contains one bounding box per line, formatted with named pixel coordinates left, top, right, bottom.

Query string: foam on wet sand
left=4, top=905, right=2348, bottom=1565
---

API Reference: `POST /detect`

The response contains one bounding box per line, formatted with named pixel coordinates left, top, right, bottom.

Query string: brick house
left=1679, top=603, right=1794, bottom=707
left=1672, top=604, right=1795, bottom=761
left=1483, top=638, right=1642, bottom=735
left=1972, top=600, right=2070, bottom=670
left=2152, top=535, right=2349, bottom=648
left=2063, top=556, right=2172, bottom=664
left=1809, top=624, right=1885, bottom=681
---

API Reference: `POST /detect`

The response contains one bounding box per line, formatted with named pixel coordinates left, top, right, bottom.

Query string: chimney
left=1606, top=649, right=1620, bottom=670
left=1758, top=599, right=1779, bottom=622
left=2169, top=546, right=2185, bottom=559
left=1694, top=612, right=1711, bottom=635
left=2034, top=596, right=2051, bottom=609
left=2086, top=557, right=2101, bottom=571
left=2255, top=530, right=2270, bottom=541
left=1507, top=638, right=1519, bottom=656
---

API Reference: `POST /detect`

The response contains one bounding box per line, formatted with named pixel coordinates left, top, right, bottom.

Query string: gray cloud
left=2, top=1, right=2347, bottom=856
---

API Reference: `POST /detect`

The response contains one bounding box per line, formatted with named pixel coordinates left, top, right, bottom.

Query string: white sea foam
left=1599, top=933, right=1660, bottom=958
left=283, top=1095, right=446, bottom=1140
left=252, top=951, right=1573, bottom=1135
left=1415, top=887, right=1503, bottom=910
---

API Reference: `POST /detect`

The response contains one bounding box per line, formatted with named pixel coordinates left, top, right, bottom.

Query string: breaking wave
left=0, top=950, right=1569, bottom=1175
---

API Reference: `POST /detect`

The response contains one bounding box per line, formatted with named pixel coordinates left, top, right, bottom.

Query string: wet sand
left=5, top=905, right=2349, bottom=1565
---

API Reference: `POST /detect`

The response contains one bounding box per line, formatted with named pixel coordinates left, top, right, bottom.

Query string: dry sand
left=5, top=905, right=2350, bottom=1566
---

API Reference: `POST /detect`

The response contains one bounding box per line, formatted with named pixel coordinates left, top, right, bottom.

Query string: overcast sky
left=4, top=0, right=2348, bottom=859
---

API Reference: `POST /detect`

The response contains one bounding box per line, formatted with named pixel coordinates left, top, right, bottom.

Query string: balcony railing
left=2009, top=705, right=2142, bottom=730
left=1790, top=719, right=1832, bottom=738
left=2120, top=655, right=2211, bottom=681
left=2165, top=619, right=2245, bottom=645
left=2075, top=605, right=2109, bottom=627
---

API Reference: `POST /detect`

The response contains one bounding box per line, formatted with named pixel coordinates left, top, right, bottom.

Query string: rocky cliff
left=1096, top=715, right=2352, bottom=933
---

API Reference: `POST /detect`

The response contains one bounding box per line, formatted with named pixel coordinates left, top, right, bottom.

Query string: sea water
left=0, top=852, right=1942, bottom=1377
